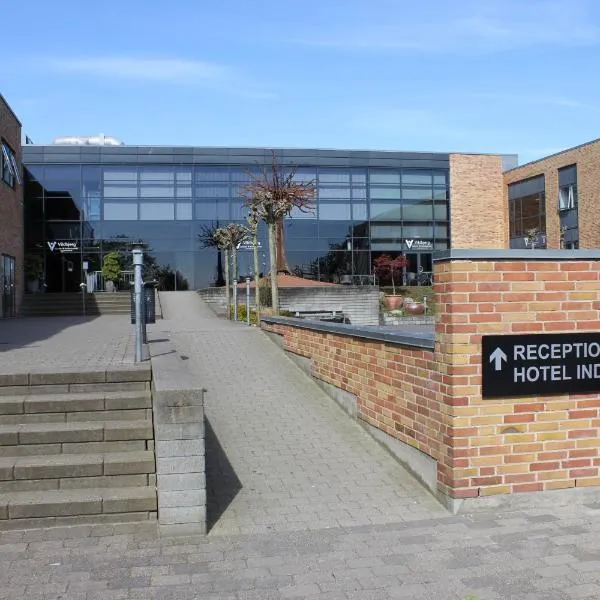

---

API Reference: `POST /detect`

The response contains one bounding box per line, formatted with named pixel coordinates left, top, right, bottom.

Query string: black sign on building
left=482, top=333, right=600, bottom=398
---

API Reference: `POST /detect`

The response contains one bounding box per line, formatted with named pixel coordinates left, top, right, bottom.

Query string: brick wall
left=436, top=254, right=600, bottom=501
left=504, top=139, right=600, bottom=249
left=262, top=321, right=444, bottom=468
left=449, top=154, right=507, bottom=249
left=263, top=251, right=600, bottom=509
left=0, top=95, right=23, bottom=316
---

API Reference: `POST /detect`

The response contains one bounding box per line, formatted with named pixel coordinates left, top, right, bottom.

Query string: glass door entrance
left=2, top=254, right=16, bottom=318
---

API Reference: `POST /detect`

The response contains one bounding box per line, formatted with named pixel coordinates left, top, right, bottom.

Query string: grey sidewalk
left=4, top=293, right=600, bottom=598
left=155, top=292, right=447, bottom=536
left=0, top=315, right=135, bottom=373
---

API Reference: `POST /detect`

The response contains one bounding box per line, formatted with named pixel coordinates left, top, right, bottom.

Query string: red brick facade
left=263, top=253, right=600, bottom=507
left=504, top=139, right=600, bottom=249
left=0, top=95, right=23, bottom=316
left=450, top=154, right=507, bottom=249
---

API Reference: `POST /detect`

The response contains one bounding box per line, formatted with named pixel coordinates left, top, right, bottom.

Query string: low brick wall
left=198, top=285, right=380, bottom=326
left=261, top=318, right=443, bottom=498
left=263, top=250, right=600, bottom=512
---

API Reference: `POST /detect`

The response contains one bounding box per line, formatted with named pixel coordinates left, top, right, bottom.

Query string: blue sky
left=3, top=0, right=600, bottom=164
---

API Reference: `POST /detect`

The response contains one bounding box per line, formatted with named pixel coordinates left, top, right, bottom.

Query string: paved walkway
left=0, top=316, right=134, bottom=373
left=156, top=292, right=447, bottom=536
left=4, top=293, right=600, bottom=598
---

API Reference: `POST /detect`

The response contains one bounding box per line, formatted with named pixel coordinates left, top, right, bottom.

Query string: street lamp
left=132, top=244, right=144, bottom=362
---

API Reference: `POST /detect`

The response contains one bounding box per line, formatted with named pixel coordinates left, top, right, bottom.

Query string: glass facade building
left=22, top=145, right=452, bottom=291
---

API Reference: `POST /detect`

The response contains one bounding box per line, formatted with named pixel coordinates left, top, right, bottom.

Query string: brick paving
left=0, top=316, right=135, bottom=373
left=3, top=292, right=600, bottom=598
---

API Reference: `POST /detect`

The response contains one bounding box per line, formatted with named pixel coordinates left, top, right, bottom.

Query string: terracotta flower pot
left=383, top=295, right=404, bottom=310
left=404, top=302, right=425, bottom=315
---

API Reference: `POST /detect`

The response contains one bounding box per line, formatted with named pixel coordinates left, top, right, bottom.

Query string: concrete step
left=0, top=420, right=153, bottom=447
left=0, top=451, right=155, bottom=481
left=0, top=390, right=151, bottom=416
left=0, top=440, right=148, bottom=458
left=0, top=451, right=155, bottom=492
left=0, top=486, right=157, bottom=522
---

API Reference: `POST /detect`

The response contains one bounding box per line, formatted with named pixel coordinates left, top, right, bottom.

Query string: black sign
left=482, top=333, right=600, bottom=398
left=47, top=241, right=79, bottom=253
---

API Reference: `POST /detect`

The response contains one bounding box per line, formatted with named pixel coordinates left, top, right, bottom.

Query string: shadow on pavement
left=0, top=316, right=100, bottom=353
left=205, top=416, right=242, bottom=532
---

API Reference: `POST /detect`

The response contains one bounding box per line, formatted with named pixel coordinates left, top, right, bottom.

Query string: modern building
left=0, top=95, right=23, bottom=317
left=504, top=138, right=600, bottom=250
left=21, top=143, right=517, bottom=291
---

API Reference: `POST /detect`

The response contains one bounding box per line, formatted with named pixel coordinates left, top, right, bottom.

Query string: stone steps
left=0, top=451, right=155, bottom=492
left=0, top=420, right=153, bottom=447
left=20, top=293, right=132, bottom=317
left=0, top=486, right=157, bottom=520
left=0, top=366, right=157, bottom=529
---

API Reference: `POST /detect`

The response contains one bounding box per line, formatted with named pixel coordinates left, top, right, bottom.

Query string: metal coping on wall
left=261, top=316, right=435, bottom=350
left=434, top=249, right=600, bottom=262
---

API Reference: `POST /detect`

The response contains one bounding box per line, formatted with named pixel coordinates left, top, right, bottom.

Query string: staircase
left=0, top=366, right=157, bottom=529
left=20, top=292, right=132, bottom=317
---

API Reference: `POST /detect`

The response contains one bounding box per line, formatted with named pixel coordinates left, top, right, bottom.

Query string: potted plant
left=24, top=253, right=44, bottom=293
left=374, top=254, right=408, bottom=310
left=102, top=251, right=121, bottom=292
left=404, top=297, right=426, bottom=315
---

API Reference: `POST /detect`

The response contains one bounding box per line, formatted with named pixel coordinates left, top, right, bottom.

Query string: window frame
left=1, top=141, right=21, bottom=187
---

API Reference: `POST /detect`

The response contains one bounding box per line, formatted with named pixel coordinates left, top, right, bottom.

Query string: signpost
left=482, top=333, right=600, bottom=398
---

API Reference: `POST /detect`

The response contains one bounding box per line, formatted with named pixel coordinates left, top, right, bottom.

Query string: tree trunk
left=216, top=250, right=225, bottom=286
left=232, top=248, right=238, bottom=321
left=253, top=230, right=260, bottom=320
left=224, top=248, right=231, bottom=319
left=275, top=219, right=290, bottom=274
left=268, top=222, right=279, bottom=315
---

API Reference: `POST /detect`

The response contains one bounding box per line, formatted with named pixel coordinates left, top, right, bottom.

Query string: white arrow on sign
left=489, top=347, right=508, bottom=371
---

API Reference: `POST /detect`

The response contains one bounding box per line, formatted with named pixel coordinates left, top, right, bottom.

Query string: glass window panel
left=369, top=186, right=401, bottom=200
left=352, top=187, right=367, bottom=200
left=103, top=185, right=138, bottom=198
left=176, top=170, right=192, bottom=183
left=353, top=203, right=367, bottom=221
left=230, top=168, right=254, bottom=182
left=403, top=201, right=433, bottom=220
left=319, top=187, right=351, bottom=199
left=435, top=225, right=449, bottom=237
left=433, top=186, right=447, bottom=200
left=103, top=168, right=138, bottom=182
left=433, top=173, right=447, bottom=185
left=370, top=171, right=400, bottom=185
left=176, top=203, right=192, bottom=220
left=351, top=170, right=367, bottom=185
left=139, top=203, right=174, bottom=220
left=371, top=225, right=402, bottom=238
left=196, top=186, right=230, bottom=198
left=293, top=168, right=316, bottom=183
left=139, top=168, right=174, bottom=183
left=104, top=202, right=138, bottom=220
left=318, top=169, right=350, bottom=183
left=139, top=184, right=175, bottom=198
left=434, top=203, right=448, bottom=220
left=370, top=203, right=402, bottom=221
left=288, top=206, right=317, bottom=219
left=403, top=224, right=433, bottom=237
left=402, top=171, right=432, bottom=185
left=195, top=201, right=228, bottom=220
left=176, top=186, right=192, bottom=198
left=319, top=203, right=351, bottom=220
left=231, top=201, right=248, bottom=220
left=402, top=186, right=434, bottom=200
left=435, top=240, right=449, bottom=250
left=195, top=166, right=229, bottom=182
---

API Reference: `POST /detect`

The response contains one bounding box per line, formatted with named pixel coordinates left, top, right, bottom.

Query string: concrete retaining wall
left=198, top=285, right=380, bottom=326
left=150, top=338, right=206, bottom=535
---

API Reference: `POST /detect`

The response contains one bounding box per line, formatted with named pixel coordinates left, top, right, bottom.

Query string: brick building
left=504, top=138, right=600, bottom=251
left=0, top=94, right=23, bottom=318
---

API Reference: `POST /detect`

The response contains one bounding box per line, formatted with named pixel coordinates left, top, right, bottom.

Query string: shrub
left=259, top=282, right=272, bottom=307
left=228, top=304, right=259, bottom=325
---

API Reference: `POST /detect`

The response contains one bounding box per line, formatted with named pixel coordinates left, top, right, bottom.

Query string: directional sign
left=482, top=333, right=600, bottom=398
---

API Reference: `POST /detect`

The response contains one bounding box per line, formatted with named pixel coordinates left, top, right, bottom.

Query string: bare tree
left=198, top=221, right=225, bottom=286
left=242, top=152, right=315, bottom=314
left=211, top=227, right=231, bottom=316
left=247, top=206, right=261, bottom=319
left=223, top=223, right=250, bottom=312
